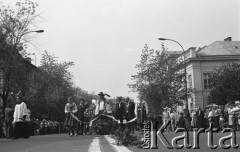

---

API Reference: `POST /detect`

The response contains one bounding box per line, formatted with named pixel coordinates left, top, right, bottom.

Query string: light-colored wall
left=186, top=58, right=240, bottom=110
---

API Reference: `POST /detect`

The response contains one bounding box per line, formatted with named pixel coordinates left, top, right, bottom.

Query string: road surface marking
left=104, top=135, right=133, bottom=152
left=88, top=137, right=101, bottom=152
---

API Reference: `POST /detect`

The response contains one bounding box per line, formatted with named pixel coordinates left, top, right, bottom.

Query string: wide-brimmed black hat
left=98, top=92, right=110, bottom=97
left=98, top=92, right=105, bottom=96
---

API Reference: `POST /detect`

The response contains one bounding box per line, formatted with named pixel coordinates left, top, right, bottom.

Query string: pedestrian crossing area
left=88, top=135, right=133, bottom=152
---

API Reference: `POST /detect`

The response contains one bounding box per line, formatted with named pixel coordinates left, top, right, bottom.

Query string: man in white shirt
left=13, top=100, right=28, bottom=123
left=97, top=92, right=107, bottom=114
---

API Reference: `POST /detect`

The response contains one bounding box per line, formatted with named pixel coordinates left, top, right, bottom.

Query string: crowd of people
left=0, top=118, right=65, bottom=139
left=0, top=91, right=65, bottom=139
left=151, top=100, right=240, bottom=132
left=3, top=89, right=240, bottom=142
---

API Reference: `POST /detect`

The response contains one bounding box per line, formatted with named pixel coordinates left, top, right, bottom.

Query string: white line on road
left=88, top=137, right=102, bottom=152
left=104, top=135, right=133, bottom=152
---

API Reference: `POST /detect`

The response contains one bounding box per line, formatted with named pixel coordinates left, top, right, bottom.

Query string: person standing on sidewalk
left=231, top=101, right=240, bottom=131
left=196, top=107, right=205, bottom=129
left=4, top=101, right=14, bottom=139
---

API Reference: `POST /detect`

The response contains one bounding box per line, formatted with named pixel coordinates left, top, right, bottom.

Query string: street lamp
left=21, top=30, right=44, bottom=38
left=23, top=30, right=44, bottom=66
left=158, top=38, right=188, bottom=111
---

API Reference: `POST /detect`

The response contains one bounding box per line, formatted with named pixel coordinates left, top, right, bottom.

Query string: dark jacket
left=5, top=107, right=14, bottom=123
left=126, top=101, right=135, bottom=120
left=115, top=102, right=126, bottom=121
left=197, top=110, right=204, bottom=121
left=77, top=104, right=86, bottom=120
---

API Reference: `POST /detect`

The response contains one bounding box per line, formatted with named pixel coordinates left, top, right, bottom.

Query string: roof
left=197, top=41, right=240, bottom=56
left=166, top=51, right=183, bottom=55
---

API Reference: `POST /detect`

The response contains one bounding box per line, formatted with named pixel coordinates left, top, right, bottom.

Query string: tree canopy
left=129, top=44, right=186, bottom=114
left=28, top=51, right=74, bottom=120
left=208, top=62, right=240, bottom=105
left=0, top=0, right=41, bottom=113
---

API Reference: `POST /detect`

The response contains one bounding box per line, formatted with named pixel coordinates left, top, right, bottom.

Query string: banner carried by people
left=70, top=112, right=138, bottom=125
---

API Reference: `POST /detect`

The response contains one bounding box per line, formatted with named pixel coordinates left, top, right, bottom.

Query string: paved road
left=0, top=134, right=132, bottom=152
left=1, top=132, right=240, bottom=152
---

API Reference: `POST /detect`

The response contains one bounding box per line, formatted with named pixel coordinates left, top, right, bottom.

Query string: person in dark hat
left=96, top=92, right=107, bottom=115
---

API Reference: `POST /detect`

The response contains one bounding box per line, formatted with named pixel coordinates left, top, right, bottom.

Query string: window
left=203, top=73, right=211, bottom=89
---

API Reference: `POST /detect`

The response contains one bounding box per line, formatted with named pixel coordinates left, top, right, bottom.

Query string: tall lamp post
left=158, top=38, right=188, bottom=111
left=12, top=29, right=44, bottom=98
left=25, top=30, right=44, bottom=66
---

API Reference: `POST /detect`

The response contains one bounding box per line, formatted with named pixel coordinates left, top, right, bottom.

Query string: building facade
left=182, top=37, right=240, bottom=110
left=0, top=57, right=41, bottom=113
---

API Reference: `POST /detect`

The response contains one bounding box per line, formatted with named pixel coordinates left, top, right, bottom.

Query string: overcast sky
left=4, top=0, right=240, bottom=101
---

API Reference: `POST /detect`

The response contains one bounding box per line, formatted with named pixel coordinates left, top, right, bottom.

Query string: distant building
left=179, top=37, right=240, bottom=110
left=24, top=57, right=42, bottom=99
left=0, top=56, right=41, bottom=113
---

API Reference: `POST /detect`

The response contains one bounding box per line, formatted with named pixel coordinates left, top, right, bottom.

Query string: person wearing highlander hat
left=95, top=92, right=109, bottom=115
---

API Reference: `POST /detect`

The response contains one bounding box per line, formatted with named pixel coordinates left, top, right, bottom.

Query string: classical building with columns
left=180, top=37, right=240, bottom=110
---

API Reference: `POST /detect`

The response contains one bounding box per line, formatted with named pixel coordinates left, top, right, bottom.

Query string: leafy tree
left=0, top=0, right=41, bottom=113
left=0, top=0, right=40, bottom=49
left=73, top=87, right=97, bottom=104
left=29, top=51, right=74, bottom=121
left=208, top=62, right=240, bottom=105
left=129, top=44, right=189, bottom=114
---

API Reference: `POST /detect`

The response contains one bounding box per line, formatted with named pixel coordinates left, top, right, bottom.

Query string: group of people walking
left=64, top=92, right=137, bottom=141
left=64, top=96, right=86, bottom=136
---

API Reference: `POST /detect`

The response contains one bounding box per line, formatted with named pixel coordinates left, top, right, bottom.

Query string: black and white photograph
left=0, top=0, right=240, bottom=151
